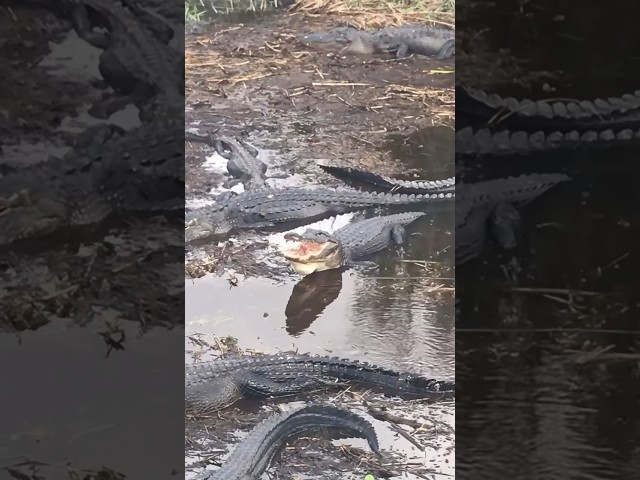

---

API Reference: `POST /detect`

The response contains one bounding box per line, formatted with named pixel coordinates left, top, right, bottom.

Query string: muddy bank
left=185, top=8, right=455, bottom=480
left=185, top=10, right=454, bottom=276
left=1, top=3, right=184, bottom=479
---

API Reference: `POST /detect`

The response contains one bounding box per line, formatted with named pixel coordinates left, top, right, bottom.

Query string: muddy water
left=457, top=1, right=640, bottom=478
left=0, top=323, right=184, bottom=478
left=185, top=125, right=455, bottom=478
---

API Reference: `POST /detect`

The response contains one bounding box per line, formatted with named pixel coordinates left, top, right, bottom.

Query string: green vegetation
left=185, top=0, right=454, bottom=18
left=185, top=0, right=285, bottom=19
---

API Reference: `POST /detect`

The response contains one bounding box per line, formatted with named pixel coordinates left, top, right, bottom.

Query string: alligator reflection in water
left=285, top=270, right=343, bottom=336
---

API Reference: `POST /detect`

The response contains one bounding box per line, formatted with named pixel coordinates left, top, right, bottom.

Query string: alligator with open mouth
left=298, top=24, right=455, bottom=59
left=319, top=164, right=455, bottom=194
left=185, top=187, right=453, bottom=241
left=283, top=212, right=426, bottom=275
left=185, top=353, right=454, bottom=416
left=456, top=173, right=570, bottom=264
left=194, top=404, right=379, bottom=480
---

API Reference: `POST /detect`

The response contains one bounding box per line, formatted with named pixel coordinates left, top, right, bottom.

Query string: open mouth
left=283, top=233, right=339, bottom=262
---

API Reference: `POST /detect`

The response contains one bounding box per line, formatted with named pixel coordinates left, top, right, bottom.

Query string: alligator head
left=283, top=229, right=344, bottom=275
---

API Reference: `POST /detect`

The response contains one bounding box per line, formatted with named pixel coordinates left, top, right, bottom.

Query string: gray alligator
left=185, top=131, right=285, bottom=188
left=283, top=212, right=426, bottom=275
left=185, top=187, right=453, bottom=241
left=0, top=120, right=183, bottom=247
left=65, top=0, right=183, bottom=120
left=456, top=173, right=570, bottom=264
left=319, top=164, right=455, bottom=194
left=195, top=404, right=379, bottom=480
left=456, top=126, right=640, bottom=156
left=457, top=85, right=640, bottom=130
left=185, top=353, right=454, bottom=415
left=298, top=24, right=455, bottom=59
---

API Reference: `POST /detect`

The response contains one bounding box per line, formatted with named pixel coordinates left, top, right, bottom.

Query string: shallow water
left=456, top=2, right=640, bottom=478
left=185, top=123, right=456, bottom=477
left=0, top=322, right=184, bottom=479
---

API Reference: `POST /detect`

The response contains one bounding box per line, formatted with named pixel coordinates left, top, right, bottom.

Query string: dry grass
left=290, top=0, right=454, bottom=28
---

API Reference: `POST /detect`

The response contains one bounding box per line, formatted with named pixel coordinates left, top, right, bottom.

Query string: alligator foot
left=435, top=38, right=455, bottom=59
left=88, top=93, right=136, bottom=119
left=68, top=1, right=112, bottom=50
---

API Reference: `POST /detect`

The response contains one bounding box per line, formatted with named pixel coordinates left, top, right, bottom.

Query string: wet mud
left=185, top=8, right=455, bottom=480
left=1, top=4, right=184, bottom=479
left=456, top=1, right=640, bottom=479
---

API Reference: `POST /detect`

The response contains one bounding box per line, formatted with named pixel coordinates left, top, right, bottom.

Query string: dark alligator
left=185, top=187, right=453, bottom=241
left=319, top=164, right=455, bottom=194
left=185, top=353, right=454, bottom=415
left=0, top=120, right=183, bottom=247
left=195, top=404, right=379, bottom=480
left=185, top=131, right=285, bottom=188
left=298, top=24, right=455, bottom=59
left=64, top=0, right=183, bottom=119
left=456, top=126, right=640, bottom=156
left=456, top=173, right=570, bottom=264
left=457, top=84, right=640, bottom=131
left=283, top=212, right=426, bottom=275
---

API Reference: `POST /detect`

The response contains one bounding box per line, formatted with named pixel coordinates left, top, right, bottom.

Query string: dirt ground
left=0, top=5, right=183, bottom=334
left=185, top=11, right=454, bottom=277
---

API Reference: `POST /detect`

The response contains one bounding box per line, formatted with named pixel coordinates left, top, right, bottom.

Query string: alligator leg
left=68, top=0, right=111, bottom=49
left=87, top=83, right=153, bottom=119
left=390, top=223, right=409, bottom=256
left=435, top=39, right=455, bottom=59
left=488, top=202, right=523, bottom=250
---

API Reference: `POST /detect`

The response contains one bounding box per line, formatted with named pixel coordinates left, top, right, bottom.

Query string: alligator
left=319, top=164, right=455, bottom=194
left=185, top=131, right=286, bottom=188
left=283, top=212, right=426, bottom=275
left=194, top=404, right=379, bottom=480
left=185, top=353, right=454, bottom=415
left=456, top=126, right=640, bottom=156
left=0, top=120, right=183, bottom=247
left=456, top=173, right=570, bottom=264
left=64, top=0, right=183, bottom=119
left=185, top=187, right=453, bottom=241
left=298, top=24, right=455, bottom=59
left=457, top=84, right=640, bottom=131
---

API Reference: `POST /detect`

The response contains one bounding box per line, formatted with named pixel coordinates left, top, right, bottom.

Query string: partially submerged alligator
left=185, top=187, right=453, bottom=241
left=319, top=164, right=455, bottom=194
left=456, top=173, right=570, bottom=264
left=0, top=120, right=183, bottom=247
left=456, top=126, right=640, bottom=156
left=283, top=212, right=426, bottom=275
left=298, top=24, right=455, bottom=59
left=457, top=84, right=640, bottom=138
left=196, top=404, right=379, bottom=480
left=185, top=353, right=454, bottom=415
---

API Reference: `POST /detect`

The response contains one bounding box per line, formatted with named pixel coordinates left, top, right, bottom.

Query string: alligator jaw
left=283, top=231, right=342, bottom=275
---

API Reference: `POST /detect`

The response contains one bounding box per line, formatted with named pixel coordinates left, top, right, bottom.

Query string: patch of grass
left=185, top=0, right=288, bottom=17
left=185, top=0, right=206, bottom=21
left=291, top=0, right=455, bottom=28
